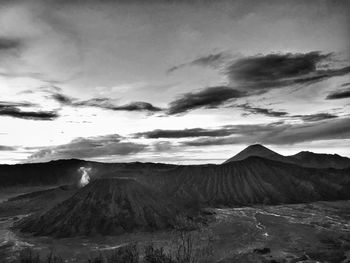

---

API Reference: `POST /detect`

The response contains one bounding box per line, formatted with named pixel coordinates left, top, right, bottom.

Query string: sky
left=0, top=0, right=349, bottom=164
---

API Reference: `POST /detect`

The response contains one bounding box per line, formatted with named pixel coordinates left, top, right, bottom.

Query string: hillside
left=289, top=151, right=350, bottom=169
left=151, top=157, right=350, bottom=207
left=14, top=178, right=185, bottom=237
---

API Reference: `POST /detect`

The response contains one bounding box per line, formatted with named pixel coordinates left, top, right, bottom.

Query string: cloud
left=167, top=52, right=229, bottom=73
left=0, top=145, right=16, bottom=151
left=292, top=113, right=338, bottom=122
left=167, top=86, right=246, bottom=115
left=237, top=103, right=288, bottom=117
left=0, top=38, right=21, bottom=51
left=166, top=51, right=350, bottom=116
left=108, top=102, right=162, bottom=112
left=226, top=52, right=350, bottom=91
left=52, top=93, right=74, bottom=104
left=153, top=141, right=173, bottom=152
left=326, top=88, right=350, bottom=100
left=235, top=103, right=338, bottom=122
left=0, top=101, right=59, bottom=121
left=182, top=117, right=350, bottom=146
left=135, top=127, right=235, bottom=139
left=28, top=134, right=147, bottom=162
left=52, top=92, right=162, bottom=112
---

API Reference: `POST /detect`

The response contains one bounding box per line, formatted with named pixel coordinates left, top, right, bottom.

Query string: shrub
left=18, top=248, right=41, bottom=263
left=107, top=244, right=139, bottom=263
left=144, top=244, right=174, bottom=263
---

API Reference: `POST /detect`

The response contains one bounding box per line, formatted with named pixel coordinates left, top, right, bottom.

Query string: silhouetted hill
left=289, top=151, right=350, bottom=169
left=223, top=144, right=350, bottom=169
left=223, top=144, right=293, bottom=164
left=15, top=178, right=184, bottom=237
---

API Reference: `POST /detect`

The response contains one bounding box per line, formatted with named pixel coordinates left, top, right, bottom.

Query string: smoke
left=78, top=167, right=91, bottom=187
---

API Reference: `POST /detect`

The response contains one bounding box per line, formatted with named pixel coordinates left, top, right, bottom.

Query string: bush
left=16, top=232, right=213, bottom=263
left=17, top=248, right=64, bottom=263
left=144, top=244, right=174, bottom=263
left=107, top=244, right=139, bottom=263
left=18, top=248, right=41, bottom=263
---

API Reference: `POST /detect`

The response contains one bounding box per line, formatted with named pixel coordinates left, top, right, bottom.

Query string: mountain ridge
left=223, top=144, right=350, bottom=169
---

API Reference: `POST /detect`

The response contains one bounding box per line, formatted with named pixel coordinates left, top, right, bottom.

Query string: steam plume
left=79, top=167, right=91, bottom=187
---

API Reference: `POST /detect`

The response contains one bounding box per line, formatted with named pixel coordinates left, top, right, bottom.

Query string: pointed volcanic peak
left=15, top=178, right=184, bottom=237
left=223, top=144, right=292, bottom=164
left=290, top=151, right=350, bottom=169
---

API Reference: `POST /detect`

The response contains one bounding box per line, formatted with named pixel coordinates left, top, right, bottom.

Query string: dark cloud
left=234, top=103, right=338, bottom=122
left=0, top=145, right=17, bottom=151
left=109, top=102, right=162, bottom=112
left=0, top=38, right=21, bottom=51
left=0, top=101, right=58, bottom=121
left=237, top=103, right=288, bottom=117
left=168, top=86, right=246, bottom=115
left=326, top=89, right=350, bottom=100
left=167, top=52, right=229, bottom=73
left=182, top=117, right=350, bottom=146
left=52, top=92, right=162, bottom=112
left=28, top=134, right=147, bottom=162
left=52, top=93, right=74, bottom=104
left=135, top=127, right=234, bottom=139
left=226, top=52, right=350, bottom=91
left=341, top=82, right=350, bottom=87
left=293, top=113, right=338, bottom=122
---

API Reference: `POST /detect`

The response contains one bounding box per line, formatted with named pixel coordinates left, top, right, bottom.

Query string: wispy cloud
left=0, top=145, right=17, bottom=151
left=51, top=92, right=162, bottom=113
left=167, top=52, right=230, bottom=73
left=236, top=103, right=288, bottom=117
left=0, top=101, right=59, bottom=121
left=134, top=127, right=235, bottom=139
left=326, top=88, right=350, bottom=100
left=167, top=86, right=246, bottom=115
left=234, top=103, right=338, bottom=122
left=182, top=117, right=350, bottom=146
left=28, top=134, right=147, bottom=162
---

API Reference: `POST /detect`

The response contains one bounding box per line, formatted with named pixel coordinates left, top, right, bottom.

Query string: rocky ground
left=1, top=198, right=349, bottom=262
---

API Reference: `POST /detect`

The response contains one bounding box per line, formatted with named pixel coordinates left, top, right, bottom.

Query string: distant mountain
left=223, top=144, right=350, bottom=169
left=289, top=151, right=350, bottom=169
left=15, top=178, right=185, bottom=237
left=0, top=159, right=175, bottom=188
left=223, top=144, right=292, bottom=164
left=157, top=157, right=350, bottom=207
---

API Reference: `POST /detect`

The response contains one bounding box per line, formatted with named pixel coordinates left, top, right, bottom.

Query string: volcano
left=223, top=144, right=292, bottom=164
left=15, top=178, right=183, bottom=237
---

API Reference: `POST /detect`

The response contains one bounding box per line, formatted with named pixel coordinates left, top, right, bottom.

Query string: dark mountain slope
left=223, top=144, right=294, bottom=164
left=0, top=185, right=76, bottom=217
left=150, top=157, right=350, bottom=207
left=289, top=151, right=350, bottom=169
left=15, top=178, right=184, bottom=237
left=0, top=159, right=176, bottom=188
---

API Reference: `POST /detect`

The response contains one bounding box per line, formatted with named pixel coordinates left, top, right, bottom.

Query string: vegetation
left=15, top=231, right=213, bottom=263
